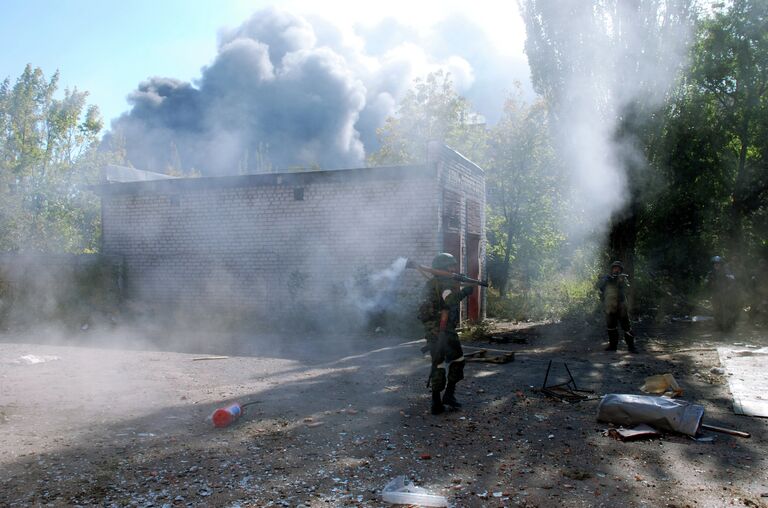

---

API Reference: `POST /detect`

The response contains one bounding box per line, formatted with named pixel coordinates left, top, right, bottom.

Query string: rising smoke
left=106, top=7, right=528, bottom=175
left=521, top=0, right=695, bottom=243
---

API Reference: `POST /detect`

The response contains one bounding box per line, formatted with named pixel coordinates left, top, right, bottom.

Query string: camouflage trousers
left=606, top=306, right=633, bottom=346
left=426, top=331, right=465, bottom=392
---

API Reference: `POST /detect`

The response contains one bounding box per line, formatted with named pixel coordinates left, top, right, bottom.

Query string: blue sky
left=1, top=0, right=529, bottom=127
left=0, top=1, right=254, bottom=124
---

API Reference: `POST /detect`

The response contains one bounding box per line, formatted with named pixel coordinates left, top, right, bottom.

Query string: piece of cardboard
left=608, top=423, right=661, bottom=441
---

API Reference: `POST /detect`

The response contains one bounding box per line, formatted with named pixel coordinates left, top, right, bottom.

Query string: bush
left=0, top=254, right=122, bottom=329
left=487, top=272, right=600, bottom=322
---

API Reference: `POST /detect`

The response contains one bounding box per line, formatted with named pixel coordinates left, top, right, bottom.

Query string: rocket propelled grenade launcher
left=405, top=259, right=489, bottom=287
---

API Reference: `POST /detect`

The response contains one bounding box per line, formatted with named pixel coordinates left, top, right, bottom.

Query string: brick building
left=97, top=143, right=486, bottom=326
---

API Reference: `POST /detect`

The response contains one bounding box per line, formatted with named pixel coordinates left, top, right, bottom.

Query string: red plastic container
left=211, top=403, right=242, bottom=428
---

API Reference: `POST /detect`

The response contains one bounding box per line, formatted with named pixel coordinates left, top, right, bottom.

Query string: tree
left=632, top=1, right=768, bottom=297
left=0, top=65, right=58, bottom=175
left=367, top=70, right=486, bottom=165
left=520, top=0, right=697, bottom=276
left=485, top=91, right=562, bottom=295
left=0, top=64, right=109, bottom=252
left=692, top=0, right=768, bottom=249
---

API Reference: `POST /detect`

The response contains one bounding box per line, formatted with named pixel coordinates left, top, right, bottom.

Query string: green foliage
left=367, top=70, right=487, bottom=166
left=484, top=89, right=564, bottom=296
left=486, top=276, right=599, bottom=322
left=636, top=0, right=768, bottom=294
left=487, top=253, right=600, bottom=322
left=459, top=320, right=491, bottom=341
left=0, top=64, right=117, bottom=253
left=368, top=2, right=768, bottom=320
left=0, top=255, right=122, bottom=329
left=513, top=0, right=768, bottom=318
left=690, top=0, right=768, bottom=246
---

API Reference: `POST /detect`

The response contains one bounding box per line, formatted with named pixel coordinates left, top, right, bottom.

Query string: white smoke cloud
left=107, top=7, right=529, bottom=175
left=522, top=0, right=695, bottom=240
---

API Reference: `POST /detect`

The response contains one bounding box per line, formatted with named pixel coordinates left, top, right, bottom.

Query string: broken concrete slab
left=717, top=347, right=768, bottom=417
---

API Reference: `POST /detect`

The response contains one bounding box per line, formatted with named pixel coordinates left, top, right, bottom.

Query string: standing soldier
left=419, top=253, right=474, bottom=415
left=597, top=260, right=637, bottom=353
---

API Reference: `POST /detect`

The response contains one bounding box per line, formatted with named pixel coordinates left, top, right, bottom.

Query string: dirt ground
left=1, top=318, right=767, bottom=508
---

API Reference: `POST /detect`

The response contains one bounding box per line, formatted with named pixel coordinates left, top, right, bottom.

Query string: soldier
left=419, top=253, right=474, bottom=415
left=597, top=260, right=637, bottom=353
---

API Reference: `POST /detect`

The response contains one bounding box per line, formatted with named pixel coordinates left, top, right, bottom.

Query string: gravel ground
left=1, top=319, right=767, bottom=507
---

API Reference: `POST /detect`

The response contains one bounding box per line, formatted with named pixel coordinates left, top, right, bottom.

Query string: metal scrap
left=540, top=360, right=596, bottom=403
left=464, top=349, right=515, bottom=364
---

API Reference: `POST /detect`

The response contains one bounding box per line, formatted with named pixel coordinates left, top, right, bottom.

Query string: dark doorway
left=467, top=233, right=481, bottom=322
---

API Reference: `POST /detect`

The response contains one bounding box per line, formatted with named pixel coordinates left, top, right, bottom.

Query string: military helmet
left=432, top=252, right=458, bottom=270
left=711, top=255, right=723, bottom=264
left=610, top=260, right=624, bottom=270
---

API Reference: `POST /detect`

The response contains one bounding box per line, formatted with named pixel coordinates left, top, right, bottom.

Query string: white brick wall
left=101, top=151, right=486, bottom=324
left=102, top=170, right=441, bottom=317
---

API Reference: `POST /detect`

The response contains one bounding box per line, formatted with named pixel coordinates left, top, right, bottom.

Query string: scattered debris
left=710, top=367, right=725, bottom=375
left=211, top=403, right=243, bottom=428
left=640, top=373, right=683, bottom=397
left=671, top=316, right=713, bottom=323
left=597, top=394, right=704, bottom=436
left=381, top=476, right=448, bottom=507
left=700, top=423, right=750, bottom=439
left=540, top=360, right=596, bottom=403
left=12, top=354, right=60, bottom=365
left=717, top=346, right=768, bottom=417
left=488, top=333, right=528, bottom=344
left=563, top=469, right=593, bottom=480
left=0, top=321, right=762, bottom=507
left=606, top=424, right=661, bottom=441
left=463, top=349, right=515, bottom=364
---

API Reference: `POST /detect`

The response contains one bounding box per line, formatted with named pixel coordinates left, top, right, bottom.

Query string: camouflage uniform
left=597, top=267, right=636, bottom=352
left=422, top=276, right=473, bottom=413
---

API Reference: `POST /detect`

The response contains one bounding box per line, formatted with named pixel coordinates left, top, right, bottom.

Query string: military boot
left=442, top=383, right=462, bottom=409
left=605, top=329, right=619, bottom=351
left=624, top=332, right=638, bottom=353
left=431, top=390, right=445, bottom=415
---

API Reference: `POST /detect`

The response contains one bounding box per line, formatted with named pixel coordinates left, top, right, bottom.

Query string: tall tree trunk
left=729, top=115, right=751, bottom=250
left=498, top=225, right=515, bottom=297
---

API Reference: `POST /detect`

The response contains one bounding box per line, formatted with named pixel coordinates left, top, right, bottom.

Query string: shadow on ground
left=1, top=318, right=766, bottom=507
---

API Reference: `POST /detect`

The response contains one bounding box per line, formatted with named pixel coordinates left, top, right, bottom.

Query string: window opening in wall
left=294, top=187, right=304, bottom=201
